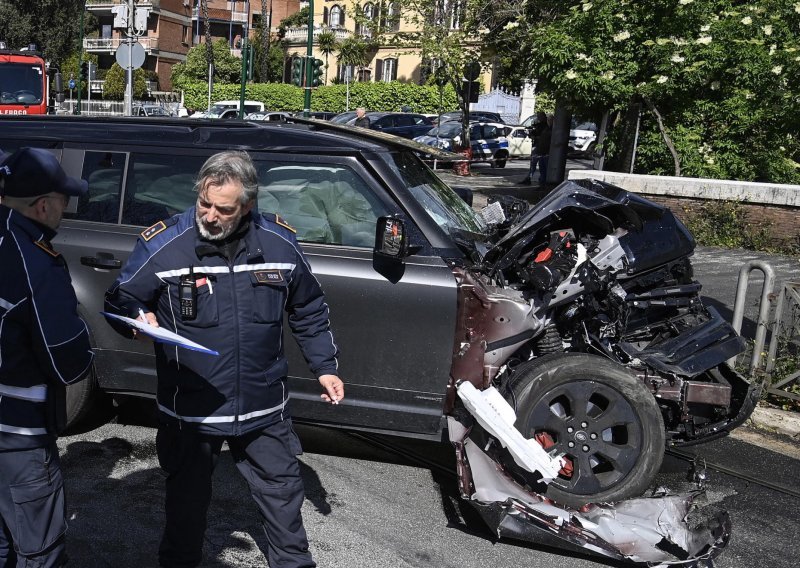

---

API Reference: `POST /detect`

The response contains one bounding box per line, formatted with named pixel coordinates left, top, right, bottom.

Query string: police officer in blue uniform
left=105, top=150, right=344, bottom=568
left=0, top=148, right=94, bottom=567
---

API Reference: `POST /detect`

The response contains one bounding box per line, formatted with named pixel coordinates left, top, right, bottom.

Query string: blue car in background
left=414, top=121, right=510, bottom=167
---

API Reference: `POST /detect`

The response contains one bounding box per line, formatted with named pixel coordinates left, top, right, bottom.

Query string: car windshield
left=383, top=151, right=487, bottom=237
left=207, top=104, right=233, bottom=117
left=428, top=122, right=462, bottom=137
left=145, top=106, right=170, bottom=116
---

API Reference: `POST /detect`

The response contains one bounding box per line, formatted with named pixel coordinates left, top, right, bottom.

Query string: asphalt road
left=56, top=161, right=800, bottom=567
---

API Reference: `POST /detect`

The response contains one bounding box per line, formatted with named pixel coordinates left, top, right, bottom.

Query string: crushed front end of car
left=441, top=178, right=753, bottom=564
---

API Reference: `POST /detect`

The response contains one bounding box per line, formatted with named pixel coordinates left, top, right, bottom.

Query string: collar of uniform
left=193, top=212, right=263, bottom=262
left=1, top=204, right=57, bottom=243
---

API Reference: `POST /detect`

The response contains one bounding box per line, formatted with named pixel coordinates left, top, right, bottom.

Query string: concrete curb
left=748, top=406, right=800, bottom=439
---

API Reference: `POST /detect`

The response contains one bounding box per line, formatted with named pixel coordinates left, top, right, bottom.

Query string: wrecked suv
left=0, top=115, right=755, bottom=565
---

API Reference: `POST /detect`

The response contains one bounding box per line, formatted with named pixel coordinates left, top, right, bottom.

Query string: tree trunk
left=261, top=0, right=270, bottom=81
left=643, top=96, right=681, bottom=177
left=201, top=0, right=213, bottom=76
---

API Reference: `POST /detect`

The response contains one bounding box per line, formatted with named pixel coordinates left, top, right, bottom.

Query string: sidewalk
left=750, top=405, right=800, bottom=439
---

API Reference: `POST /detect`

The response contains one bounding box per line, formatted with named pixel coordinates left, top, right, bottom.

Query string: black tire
left=505, top=352, right=664, bottom=507
left=492, top=153, right=507, bottom=168
left=65, top=370, right=96, bottom=429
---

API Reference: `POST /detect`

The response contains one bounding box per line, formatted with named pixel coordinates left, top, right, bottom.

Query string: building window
left=338, top=64, right=356, bottom=83
left=358, top=2, right=376, bottom=37
left=387, top=2, right=400, bottom=32
left=330, top=4, right=344, bottom=28
left=182, top=25, right=190, bottom=45
left=375, top=58, right=397, bottom=82
left=358, top=67, right=371, bottom=82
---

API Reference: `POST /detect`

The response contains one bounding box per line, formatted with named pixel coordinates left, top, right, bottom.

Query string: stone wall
left=567, top=170, right=800, bottom=248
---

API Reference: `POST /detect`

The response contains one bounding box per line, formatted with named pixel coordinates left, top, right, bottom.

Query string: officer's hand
left=318, top=374, right=344, bottom=405
left=132, top=310, right=159, bottom=341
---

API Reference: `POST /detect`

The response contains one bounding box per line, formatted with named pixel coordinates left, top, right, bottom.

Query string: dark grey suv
left=0, top=115, right=745, bottom=566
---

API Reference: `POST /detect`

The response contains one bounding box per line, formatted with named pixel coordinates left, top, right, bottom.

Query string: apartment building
left=286, top=0, right=474, bottom=86
left=85, top=0, right=299, bottom=94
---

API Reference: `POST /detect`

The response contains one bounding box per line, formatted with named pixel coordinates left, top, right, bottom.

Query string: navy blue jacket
left=105, top=208, right=339, bottom=436
left=0, top=205, right=94, bottom=450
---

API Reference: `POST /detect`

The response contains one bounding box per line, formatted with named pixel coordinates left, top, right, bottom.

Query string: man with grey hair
left=105, top=150, right=343, bottom=568
left=353, top=107, right=370, bottom=128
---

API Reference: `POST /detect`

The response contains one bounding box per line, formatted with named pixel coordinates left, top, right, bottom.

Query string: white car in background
left=518, top=115, right=598, bottom=155
left=505, top=125, right=532, bottom=158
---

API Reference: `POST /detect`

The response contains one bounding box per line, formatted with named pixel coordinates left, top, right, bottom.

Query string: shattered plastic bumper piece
left=456, top=381, right=565, bottom=482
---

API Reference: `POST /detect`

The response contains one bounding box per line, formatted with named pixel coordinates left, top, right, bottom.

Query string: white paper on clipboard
left=101, top=312, right=219, bottom=356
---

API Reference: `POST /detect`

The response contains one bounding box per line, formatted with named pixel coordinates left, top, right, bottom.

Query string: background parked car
left=330, top=110, right=357, bottom=124
left=414, top=121, right=510, bottom=167
left=438, top=110, right=505, bottom=124
left=347, top=112, right=434, bottom=139
left=191, top=100, right=265, bottom=119
left=131, top=104, right=172, bottom=117
left=245, top=111, right=291, bottom=122
left=504, top=125, right=532, bottom=159
left=519, top=114, right=598, bottom=156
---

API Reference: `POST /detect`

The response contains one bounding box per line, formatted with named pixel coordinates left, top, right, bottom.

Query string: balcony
left=283, top=26, right=351, bottom=44
left=86, top=79, right=159, bottom=94
left=86, top=0, right=158, bottom=13
left=84, top=37, right=159, bottom=54
left=192, top=6, right=247, bottom=23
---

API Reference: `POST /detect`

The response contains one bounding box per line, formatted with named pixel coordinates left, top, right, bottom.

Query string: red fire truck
left=0, top=46, right=48, bottom=115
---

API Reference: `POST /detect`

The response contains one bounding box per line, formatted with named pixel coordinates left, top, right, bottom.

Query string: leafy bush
left=181, top=80, right=459, bottom=114
left=682, top=200, right=786, bottom=253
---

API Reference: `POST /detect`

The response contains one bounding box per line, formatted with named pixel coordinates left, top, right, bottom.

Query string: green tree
left=103, top=62, right=148, bottom=100
left=474, top=0, right=800, bottom=183
left=317, top=30, right=339, bottom=84
left=389, top=0, right=486, bottom=150
left=250, top=27, right=284, bottom=83
left=172, top=39, right=242, bottom=88
left=336, top=36, right=375, bottom=82
left=0, top=0, right=97, bottom=66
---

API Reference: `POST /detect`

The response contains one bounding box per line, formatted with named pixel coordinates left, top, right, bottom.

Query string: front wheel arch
left=504, top=352, right=665, bottom=508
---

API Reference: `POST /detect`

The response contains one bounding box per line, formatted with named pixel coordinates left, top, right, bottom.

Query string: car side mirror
left=374, top=216, right=409, bottom=259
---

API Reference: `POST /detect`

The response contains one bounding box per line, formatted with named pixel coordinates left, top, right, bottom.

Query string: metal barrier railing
left=763, top=281, right=800, bottom=402
left=729, top=260, right=776, bottom=374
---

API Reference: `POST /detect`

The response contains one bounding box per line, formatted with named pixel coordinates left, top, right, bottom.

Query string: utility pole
left=75, top=2, right=86, bottom=115
left=303, top=0, right=314, bottom=117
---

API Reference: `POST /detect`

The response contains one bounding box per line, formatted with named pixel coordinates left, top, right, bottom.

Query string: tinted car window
left=122, top=153, right=206, bottom=226
left=69, top=151, right=127, bottom=223
left=395, top=115, right=416, bottom=127
left=255, top=161, right=388, bottom=247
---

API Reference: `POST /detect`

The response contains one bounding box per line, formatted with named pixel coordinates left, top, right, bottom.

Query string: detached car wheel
left=505, top=352, right=664, bottom=507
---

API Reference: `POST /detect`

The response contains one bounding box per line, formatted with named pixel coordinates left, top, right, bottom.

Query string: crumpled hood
left=484, top=178, right=696, bottom=276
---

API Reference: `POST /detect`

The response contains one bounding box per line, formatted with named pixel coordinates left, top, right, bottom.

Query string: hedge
left=182, top=80, right=459, bottom=114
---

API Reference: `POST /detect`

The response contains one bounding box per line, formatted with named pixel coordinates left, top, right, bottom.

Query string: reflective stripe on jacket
left=0, top=205, right=94, bottom=449
left=105, top=209, right=339, bottom=436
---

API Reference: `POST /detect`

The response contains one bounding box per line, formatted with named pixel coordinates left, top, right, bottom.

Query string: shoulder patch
left=141, top=220, right=167, bottom=241
left=275, top=213, right=296, bottom=233
left=33, top=240, right=60, bottom=258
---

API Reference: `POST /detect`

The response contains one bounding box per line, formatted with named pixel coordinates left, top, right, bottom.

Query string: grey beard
left=195, top=212, right=237, bottom=241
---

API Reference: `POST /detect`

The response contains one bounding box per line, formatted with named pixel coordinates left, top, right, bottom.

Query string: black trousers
left=156, top=419, right=315, bottom=568
left=0, top=442, right=66, bottom=568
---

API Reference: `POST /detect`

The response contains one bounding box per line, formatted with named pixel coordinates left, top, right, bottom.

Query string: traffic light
left=311, top=58, right=324, bottom=87
left=80, top=61, right=89, bottom=83
left=291, top=58, right=303, bottom=86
